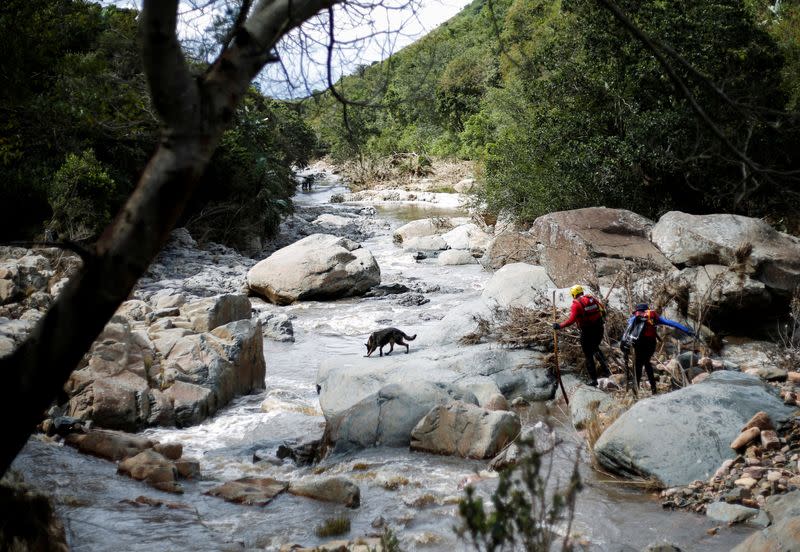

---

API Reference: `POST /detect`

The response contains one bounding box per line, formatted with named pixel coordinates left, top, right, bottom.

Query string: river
left=12, top=171, right=752, bottom=551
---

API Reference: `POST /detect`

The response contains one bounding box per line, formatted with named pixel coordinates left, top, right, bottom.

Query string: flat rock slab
left=206, top=477, right=288, bottom=506
left=706, top=501, right=760, bottom=524
left=287, top=477, right=360, bottom=508
left=595, top=371, right=793, bottom=487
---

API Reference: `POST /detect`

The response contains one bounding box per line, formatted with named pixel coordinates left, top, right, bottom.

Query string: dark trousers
left=580, top=322, right=608, bottom=383
left=634, top=337, right=658, bottom=393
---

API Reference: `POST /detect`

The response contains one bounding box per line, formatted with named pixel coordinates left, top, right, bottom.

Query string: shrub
left=315, top=516, right=350, bottom=538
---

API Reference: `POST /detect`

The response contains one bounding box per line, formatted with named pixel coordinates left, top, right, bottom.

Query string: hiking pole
left=552, top=290, right=569, bottom=405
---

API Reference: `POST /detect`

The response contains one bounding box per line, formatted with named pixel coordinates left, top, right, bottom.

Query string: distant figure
left=301, top=175, right=314, bottom=191
left=553, top=284, right=609, bottom=386
left=621, top=302, right=694, bottom=394
left=365, top=327, right=417, bottom=357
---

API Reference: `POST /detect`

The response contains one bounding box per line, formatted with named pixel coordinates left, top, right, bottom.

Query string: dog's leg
left=379, top=344, right=383, bottom=357
left=387, top=341, right=394, bottom=356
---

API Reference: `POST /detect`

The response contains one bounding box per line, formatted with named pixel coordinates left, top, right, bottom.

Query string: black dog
left=365, top=327, right=417, bottom=357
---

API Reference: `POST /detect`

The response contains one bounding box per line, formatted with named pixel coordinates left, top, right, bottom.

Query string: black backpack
left=620, top=314, right=647, bottom=352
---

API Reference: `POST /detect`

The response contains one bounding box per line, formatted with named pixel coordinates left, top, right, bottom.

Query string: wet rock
left=706, top=501, right=760, bottom=524
left=363, top=283, right=410, bottom=297
left=440, top=223, right=491, bottom=252
left=323, top=381, right=479, bottom=452
left=395, top=292, right=430, bottom=307
left=64, top=429, right=154, bottom=461
left=255, top=311, right=295, bottom=342
left=206, top=477, right=288, bottom=506
left=595, top=371, right=793, bottom=487
left=731, top=427, right=761, bottom=451
left=118, top=449, right=181, bottom=493
left=568, top=381, right=616, bottom=431
left=437, top=249, right=477, bottom=266
left=732, top=491, right=800, bottom=550
left=153, top=442, right=183, bottom=461
left=275, top=439, right=324, bottom=466
left=175, top=459, right=201, bottom=479
left=287, top=477, right=360, bottom=508
left=247, top=234, right=380, bottom=305
left=410, top=400, right=521, bottom=459
left=489, top=422, right=557, bottom=470
left=392, top=217, right=468, bottom=244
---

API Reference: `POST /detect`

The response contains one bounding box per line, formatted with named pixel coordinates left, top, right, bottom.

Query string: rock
left=323, top=381, right=479, bottom=452
left=118, top=450, right=181, bottom=493
left=483, top=394, right=509, bottom=411
left=731, top=427, right=761, bottom=450
left=594, top=371, right=793, bottom=487
left=643, top=543, right=683, bottom=552
left=481, top=263, right=554, bottom=309
left=392, top=217, right=468, bottom=243
left=275, top=439, right=324, bottom=466
left=153, top=442, right=183, bottom=461
left=453, top=178, right=475, bottom=193
left=440, top=223, right=491, bottom=252
left=789, top=372, right=800, bottom=384
left=437, top=249, right=477, bottom=266
left=206, top=477, right=288, bottom=506
left=402, top=235, right=448, bottom=252
left=164, top=381, right=214, bottom=428
left=691, top=372, right=710, bottom=384
left=255, top=311, right=294, bottom=342
left=363, top=283, right=410, bottom=297
left=287, top=477, right=360, bottom=508
left=410, top=401, right=521, bottom=459
left=743, top=411, right=775, bottom=431
left=480, top=231, right=540, bottom=270
left=732, top=491, right=800, bottom=551
left=651, top=211, right=800, bottom=291
left=247, top=234, right=380, bottom=305
left=706, top=501, right=760, bottom=524
left=735, top=476, right=758, bottom=489
left=64, top=429, right=154, bottom=461
left=761, top=430, right=781, bottom=451
left=175, top=459, right=201, bottom=479
left=529, top=207, right=672, bottom=287
left=489, top=422, right=557, bottom=470
left=115, top=300, right=153, bottom=322
left=179, top=294, right=251, bottom=332
left=312, top=214, right=355, bottom=228
left=746, top=366, right=789, bottom=382
left=568, top=382, right=617, bottom=430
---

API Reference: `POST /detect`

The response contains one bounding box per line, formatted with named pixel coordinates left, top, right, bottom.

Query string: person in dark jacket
left=553, top=284, right=609, bottom=386
left=624, top=302, right=694, bottom=394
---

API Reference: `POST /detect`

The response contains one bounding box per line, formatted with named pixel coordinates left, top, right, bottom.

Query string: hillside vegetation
left=0, top=0, right=317, bottom=249
left=305, top=0, right=800, bottom=229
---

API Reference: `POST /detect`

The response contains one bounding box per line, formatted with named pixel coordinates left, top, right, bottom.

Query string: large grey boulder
left=246, top=234, right=380, bottom=305
left=317, top=343, right=554, bottom=452
left=323, top=381, right=478, bottom=452
left=392, top=217, right=470, bottom=244
left=410, top=400, right=521, bottom=459
left=179, top=294, right=251, bottom=332
left=594, top=371, right=793, bottom=487
left=568, top=381, right=617, bottom=430
left=288, top=477, right=360, bottom=508
left=481, top=263, right=554, bottom=309
left=437, top=249, right=477, bottom=266
left=651, top=211, right=800, bottom=291
left=529, top=207, right=673, bottom=287
left=440, top=223, right=491, bottom=252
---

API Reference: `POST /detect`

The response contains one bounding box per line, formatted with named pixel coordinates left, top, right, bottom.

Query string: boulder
left=63, top=429, right=154, bottom=461
left=440, top=223, right=491, bottom=252
left=392, top=217, right=469, bottom=244
left=402, top=235, right=448, bottom=252
left=568, top=382, right=617, bottom=431
left=594, top=371, right=793, bottom=487
left=179, top=294, right=251, bottom=332
left=410, top=401, right=521, bottom=459
left=481, top=263, right=554, bottom=309
left=489, top=422, right=558, bottom=470
left=323, top=381, right=479, bottom=452
left=206, top=477, right=288, bottom=506
left=117, top=449, right=181, bottom=493
left=706, top=502, right=760, bottom=524
left=247, top=234, right=380, bottom=305
left=529, top=207, right=673, bottom=287
left=480, top=232, right=540, bottom=270
left=287, top=477, right=360, bottom=508
left=651, top=211, right=800, bottom=291
left=437, top=250, right=477, bottom=266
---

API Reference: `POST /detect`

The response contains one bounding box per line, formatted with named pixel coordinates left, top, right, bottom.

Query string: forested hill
left=305, top=0, right=800, bottom=230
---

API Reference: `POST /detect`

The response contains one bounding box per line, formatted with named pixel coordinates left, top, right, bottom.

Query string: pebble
left=735, top=477, right=758, bottom=489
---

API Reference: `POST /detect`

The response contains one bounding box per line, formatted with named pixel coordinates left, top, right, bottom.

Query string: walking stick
left=552, top=290, right=569, bottom=405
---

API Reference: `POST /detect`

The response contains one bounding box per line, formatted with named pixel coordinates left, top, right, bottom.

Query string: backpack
left=620, top=310, right=655, bottom=351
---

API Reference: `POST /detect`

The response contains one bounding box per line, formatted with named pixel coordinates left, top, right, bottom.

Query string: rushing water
left=13, top=173, right=753, bottom=551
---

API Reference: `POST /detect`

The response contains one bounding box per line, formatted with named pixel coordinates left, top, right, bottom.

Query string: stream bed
left=12, top=172, right=753, bottom=551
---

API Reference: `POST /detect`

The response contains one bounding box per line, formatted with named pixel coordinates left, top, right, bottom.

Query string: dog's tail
left=403, top=332, right=417, bottom=341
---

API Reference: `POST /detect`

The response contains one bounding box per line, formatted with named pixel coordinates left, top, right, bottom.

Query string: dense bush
left=0, top=0, right=317, bottom=248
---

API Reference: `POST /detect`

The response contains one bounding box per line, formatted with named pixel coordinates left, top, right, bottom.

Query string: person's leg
left=641, top=339, right=657, bottom=393
left=581, top=325, right=599, bottom=385
left=594, top=330, right=610, bottom=377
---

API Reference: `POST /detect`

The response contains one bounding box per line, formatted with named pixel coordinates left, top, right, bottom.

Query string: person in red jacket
left=553, top=285, right=610, bottom=386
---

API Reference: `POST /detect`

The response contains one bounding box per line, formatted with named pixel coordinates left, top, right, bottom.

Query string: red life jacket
left=576, top=295, right=604, bottom=326
left=633, top=309, right=659, bottom=338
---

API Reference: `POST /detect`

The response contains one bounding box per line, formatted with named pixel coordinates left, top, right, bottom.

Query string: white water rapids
left=13, top=172, right=752, bottom=551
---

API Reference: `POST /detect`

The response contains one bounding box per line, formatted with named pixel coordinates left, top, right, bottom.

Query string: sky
left=112, top=0, right=474, bottom=98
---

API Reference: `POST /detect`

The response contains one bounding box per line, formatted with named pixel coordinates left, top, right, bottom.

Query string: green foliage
left=457, top=438, right=582, bottom=551
left=49, top=150, right=118, bottom=240
left=315, top=516, right=351, bottom=537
